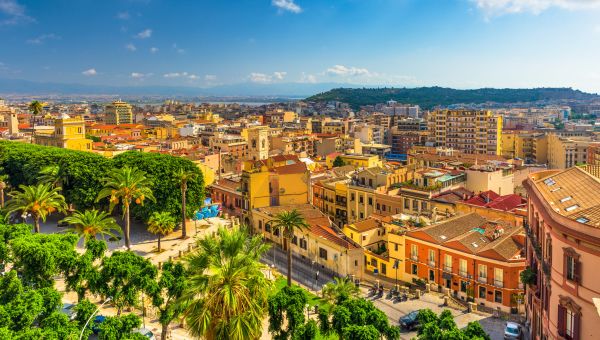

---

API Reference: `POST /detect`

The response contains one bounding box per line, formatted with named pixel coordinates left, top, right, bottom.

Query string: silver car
left=504, top=322, right=522, bottom=340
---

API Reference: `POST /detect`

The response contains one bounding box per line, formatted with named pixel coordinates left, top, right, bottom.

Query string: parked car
left=134, top=328, right=156, bottom=339
left=504, top=321, right=522, bottom=340
left=399, top=310, right=421, bottom=331
left=92, top=315, right=106, bottom=335
left=60, top=303, right=77, bottom=321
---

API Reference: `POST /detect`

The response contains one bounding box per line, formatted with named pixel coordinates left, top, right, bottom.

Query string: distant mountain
left=0, top=78, right=358, bottom=97
left=305, top=87, right=600, bottom=109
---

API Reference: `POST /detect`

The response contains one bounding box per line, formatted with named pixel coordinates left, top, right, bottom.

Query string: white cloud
left=472, top=0, right=600, bottom=16
left=272, top=0, right=302, bottom=13
left=300, top=72, right=317, bottom=83
left=26, top=33, right=60, bottom=44
left=0, top=0, right=34, bottom=25
left=205, top=74, right=217, bottom=81
left=125, top=43, right=137, bottom=51
left=135, top=28, right=152, bottom=39
left=163, top=72, right=198, bottom=80
left=82, top=68, right=97, bottom=76
left=172, top=43, right=185, bottom=54
left=273, top=71, right=287, bottom=80
left=326, top=65, right=372, bottom=77
left=130, top=72, right=153, bottom=79
left=249, top=72, right=272, bottom=83
left=116, top=11, right=130, bottom=20
left=150, top=47, right=159, bottom=53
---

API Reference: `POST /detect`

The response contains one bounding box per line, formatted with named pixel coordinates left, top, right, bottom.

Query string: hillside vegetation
left=306, top=87, right=600, bottom=109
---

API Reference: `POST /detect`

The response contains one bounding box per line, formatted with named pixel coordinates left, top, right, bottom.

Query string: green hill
left=305, top=87, right=600, bottom=109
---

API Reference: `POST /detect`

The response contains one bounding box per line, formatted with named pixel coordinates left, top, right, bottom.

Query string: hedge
left=0, top=141, right=205, bottom=222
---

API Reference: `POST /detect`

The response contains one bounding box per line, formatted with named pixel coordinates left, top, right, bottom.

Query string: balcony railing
left=411, top=255, right=418, bottom=261
left=443, top=265, right=452, bottom=272
left=478, top=276, right=487, bottom=284
left=459, top=270, right=468, bottom=278
left=428, top=260, right=435, bottom=267
left=494, top=280, right=504, bottom=288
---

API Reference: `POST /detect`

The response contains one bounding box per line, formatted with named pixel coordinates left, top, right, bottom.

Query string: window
left=359, top=196, right=364, bottom=204
left=411, top=244, right=418, bottom=259
left=274, top=228, right=280, bottom=237
left=381, top=263, right=387, bottom=275
left=265, top=223, right=271, bottom=233
left=359, top=212, right=364, bottom=219
left=368, top=179, right=373, bottom=187
left=564, top=247, right=580, bottom=283
left=362, top=235, right=366, bottom=241
left=479, top=286, right=486, bottom=299
left=459, top=259, right=467, bottom=276
left=444, top=254, right=452, bottom=271
left=292, top=235, right=298, bottom=245
left=460, top=281, right=468, bottom=293
left=258, top=220, right=263, bottom=230
left=299, top=238, right=307, bottom=250
left=371, top=258, right=378, bottom=267
left=351, top=193, right=355, bottom=201
left=479, top=264, right=487, bottom=281
left=576, top=217, right=589, bottom=224
left=376, top=203, right=380, bottom=210
left=412, top=264, right=418, bottom=275
left=494, top=268, right=503, bottom=287
left=494, top=290, right=502, bottom=303
left=404, top=199, right=410, bottom=209
left=382, top=204, right=386, bottom=211
left=368, top=197, right=373, bottom=206
left=412, top=200, right=419, bottom=210
left=428, top=250, right=435, bottom=264
left=565, top=204, right=579, bottom=212
left=319, top=248, right=328, bottom=260
left=394, top=243, right=398, bottom=251
left=421, top=201, right=428, bottom=211
left=429, top=270, right=435, bottom=281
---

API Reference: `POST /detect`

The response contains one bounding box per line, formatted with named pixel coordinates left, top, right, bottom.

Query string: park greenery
left=0, top=141, right=205, bottom=226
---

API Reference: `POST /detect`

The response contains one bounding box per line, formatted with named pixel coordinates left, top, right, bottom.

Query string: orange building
left=404, top=213, right=525, bottom=312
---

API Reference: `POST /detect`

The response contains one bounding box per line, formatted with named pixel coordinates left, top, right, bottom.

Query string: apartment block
left=105, top=100, right=133, bottom=125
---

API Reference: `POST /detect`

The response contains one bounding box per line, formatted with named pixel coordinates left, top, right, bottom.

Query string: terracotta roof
left=351, top=218, right=381, bottom=233
left=212, top=178, right=241, bottom=192
left=272, top=154, right=299, bottom=162
left=412, top=213, right=488, bottom=244
left=272, top=162, right=307, bottom=175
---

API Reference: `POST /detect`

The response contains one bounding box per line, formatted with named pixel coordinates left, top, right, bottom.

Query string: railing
left=478, top=276, right=487, bottom=284
left=428, top=260, right=435, bottom=267
left=443, top=265, right=452, bottom=272
left=411, top=255, right=418, bottom=261
left=459, top=270, right=468, bottom=278
left=494, top=280, right=504, bottom=288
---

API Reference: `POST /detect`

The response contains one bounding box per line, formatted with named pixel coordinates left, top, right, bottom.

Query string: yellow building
left=326, top=153, right=381, bottom=169
left=252, top=204, right=364, bottom=278
left=240, top=156, right=309, bottom=225
left=34, top=115, right=92, bottom=151
left=243, top=126, right=270, bottom=161
left=514, top=133, right=547, bottom=164
left=500, top=131, right=517, bottom=159
left=427, top=109, right=502, bottom=155
left=105, top=100, right=133, bottom=125
left=547, top=133, right=592, bottom=169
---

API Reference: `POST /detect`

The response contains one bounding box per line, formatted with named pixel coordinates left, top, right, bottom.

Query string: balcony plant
left=520, top=267, right=537, bottom=287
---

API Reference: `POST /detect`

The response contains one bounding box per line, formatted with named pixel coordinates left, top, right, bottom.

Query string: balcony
left=478, top=276, right=487, bottom=284
left=494, top=280, right=504, bottom=288
left=443, top=265, right=452, bottom=272
left=459, top=270, right=468, bottom=278
left=428, top=260, right=435, bottom=267
left=411, top=255, right=418, bottom=261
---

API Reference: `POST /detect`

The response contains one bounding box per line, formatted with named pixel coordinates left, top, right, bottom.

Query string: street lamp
left=79, top=297, right=112, bottom=340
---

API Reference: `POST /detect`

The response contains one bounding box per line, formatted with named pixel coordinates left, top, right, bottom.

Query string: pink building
left=524, top=165, right=600, bottom=340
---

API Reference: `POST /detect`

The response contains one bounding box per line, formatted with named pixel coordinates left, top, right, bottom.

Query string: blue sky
left=1, top=0, right=600, bottom=92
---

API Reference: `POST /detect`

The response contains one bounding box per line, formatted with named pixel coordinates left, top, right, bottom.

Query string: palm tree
left=96, top=166, right=155, bottom=250
left=28, top=100, right=43, bottom=116
left=147, top=211, right=176, bottom=252
left=38, top=164, right=64, bottom=189
left=0, top=174, right=8, bottom=208
left=270, top=209, right=310, bottom=286
left=59, top=209, right=122, bottom=241
left=178, top=226, right=271, bottom=340
left=321, top=277, right=360, bottom=304
left=175, top=169, right=197, bottom=239
left=4, top=183, right=67, bottom=233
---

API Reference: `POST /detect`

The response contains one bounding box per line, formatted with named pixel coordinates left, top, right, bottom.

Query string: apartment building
left=104, top=100, right=133, bottom=125
left=405, top=213, right=526, bottom=312
left=547, top=133, right=593, bottom=169
left=34, top=114, right=92, bottom=151
left=427, top=109, right=502, bottom=155
left=524, top=166, right=600, bottom=340
left=209, top=178, right=243, bottom=218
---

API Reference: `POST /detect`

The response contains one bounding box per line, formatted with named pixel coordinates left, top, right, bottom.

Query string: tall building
left=34, top=114, right=92, bottom=151
left=524, top=166, right=600, bottom=340
left=105, top=100, right=133, bottom=125
left=246, top=126, right=269, bottom=161
left=547, top=133, right=592, bottom=169
left=427, top=109, right=502, bottom=155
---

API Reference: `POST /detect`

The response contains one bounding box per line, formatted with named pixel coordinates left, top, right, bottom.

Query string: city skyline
left=2, top=0, right=600, bottom=92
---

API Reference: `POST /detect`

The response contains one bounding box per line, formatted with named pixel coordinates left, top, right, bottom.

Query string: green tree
left=64, top=239, right=107, bottom=302
left=175, top=169, right=197, bottom=239
left=96, top=166, right=155, bottom=250
left=98, top=313, right=145, bottom=340
left=178, top=226, right=271, bottom=340
left=38, top=164, right=65, bottom=190
left=295, top=320, right=318, bottom=340
left=0, top=223, right=31, bottom=267
left=74, top=298, right=97, bottom=339
left=147, top=211, right=176, bottom=252
left=331, top=305, right=351, bottom=339
left=270, top=209, right=310, bottom=286
left=60, top=209, right=122, bottom=241
left=96, top=251, right=157, bottom=315
left=10, top=233, right=79, bottom=288
left=463, top=321, right=491, bottom=340
left=321, top=277, right=359, bottom=304
left=332, top=156, right=345, bottom=168
left=28, top=101, right=43, bottom=116
left=5, top=183, right=67, bottom=233
left=317, top=309, right=331, bottom=336
left=149, top=261, right=187, bottom=340
left=268, top=285, right=309, bottom=339
left=342, top=324, right=379, bottom=340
